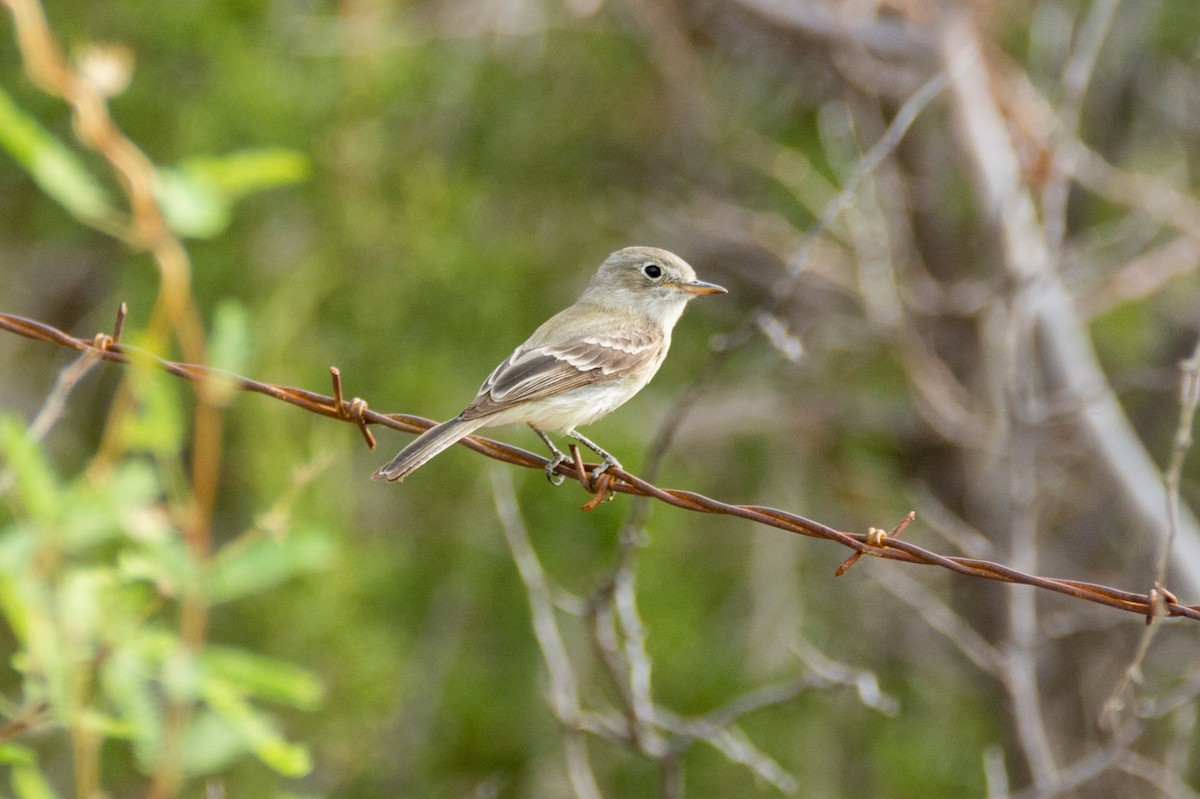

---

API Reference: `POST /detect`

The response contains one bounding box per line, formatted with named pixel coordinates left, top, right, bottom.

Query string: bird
left=373, top=246, right=727, bottom=484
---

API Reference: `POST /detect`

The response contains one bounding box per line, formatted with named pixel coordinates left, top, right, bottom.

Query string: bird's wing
left=460, top=328, right=663, bottom=420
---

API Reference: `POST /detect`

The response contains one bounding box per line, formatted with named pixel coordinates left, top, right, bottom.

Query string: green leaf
left=202, top=645, right=323, bottom=710
left=156, top=148, right=309, bottom=239
left=11, top=762, right=58, bottom=799
left=161, top=643, right=202, bottom=704
left=180, top=148, right=310, bottom=199
left=0, top=86, right=115, bottom=226
left=119, top=366, right=185, bottom=457
left=207, top=526, right=336, bottom=605
left=0, top=532, right=35, bottom=644
left=3, top=571, right=71, bottom=720
left=206, top=301, right=253, bottom=404
left=101, top=644, right=163, bottom=768
left=155, top=166, right=230, bottom=239
left=56, top=569, right=109, bottom=654
left=69, top=460, right=170, bottom=550
left=116, top=546, right=193, bottom=599
left=180, top=710, right=250, bottom=776
left=202, top=677, right=312, bottom=777
left=0, top=416, right=61, bottom=527
left=0, top=743, right=35, bottom=765
left=0, top=744, right=60, bottom=799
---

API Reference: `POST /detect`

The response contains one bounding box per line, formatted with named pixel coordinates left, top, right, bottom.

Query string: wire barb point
left=836, top=512, right=915, bottom=576
left=330, top=366, right=376, bottom=450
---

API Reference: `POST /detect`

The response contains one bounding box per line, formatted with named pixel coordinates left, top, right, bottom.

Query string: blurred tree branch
left=941, top=10, right=1200, bottom=599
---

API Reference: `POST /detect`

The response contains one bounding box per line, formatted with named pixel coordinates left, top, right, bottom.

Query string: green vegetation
left=1, top=2, right=1198, bottom=798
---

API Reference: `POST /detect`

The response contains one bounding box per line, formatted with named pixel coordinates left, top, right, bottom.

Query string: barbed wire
left=3, top=308, right=1198, bottom=624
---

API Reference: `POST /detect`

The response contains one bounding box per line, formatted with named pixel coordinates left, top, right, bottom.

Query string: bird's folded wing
left=461, top=330, right=662, bottom=419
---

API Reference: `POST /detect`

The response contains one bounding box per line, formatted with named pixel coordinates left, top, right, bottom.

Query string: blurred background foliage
left=1, top=1, right=1199, bottom=797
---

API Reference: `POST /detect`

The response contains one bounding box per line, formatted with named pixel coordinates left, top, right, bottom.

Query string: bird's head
left=583, top=246, right=727, bottom=325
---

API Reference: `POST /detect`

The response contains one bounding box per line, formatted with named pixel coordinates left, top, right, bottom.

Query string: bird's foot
left=589, top=455, right=622, bottom=485
left=534, top=428, right=570, bottom=485
left=545, top=453, right=567, bottom=486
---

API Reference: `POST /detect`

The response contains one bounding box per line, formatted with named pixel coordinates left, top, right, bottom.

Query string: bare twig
left=1102, top=336, right=1200, bottom=728
left=1066, top=137, right=1200, bottom=241
left=639, top=65, right=958, bottom=481
left=866, top=565, right=1002, bottom=676
left=491, top=470, right=603, bottom=799
left=941, top=11, right=1200, bottom=600
left=1078, top=234, right=1200, bottom=319
left=762, top=67, right=952, bottom=319
left=652, top=707, right=798, bottom=795
left=1042, top=0, right=1121, bottom=257
left=1158, top=338, right=1200, bottom=589
left=0, top=351, right=101, bottom=497
left=982, top=745, right=1010, bottom=798
left=1117, top=751, right=1200, bottom=799
left=493, top=468, right=810, bottom=796
left=789, top=638, right=898, bottom=716
left=1005, top=724, right=1140, bottom=799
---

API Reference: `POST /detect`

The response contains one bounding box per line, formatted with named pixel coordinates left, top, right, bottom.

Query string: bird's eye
left=642, top=263, right=663, bottom=279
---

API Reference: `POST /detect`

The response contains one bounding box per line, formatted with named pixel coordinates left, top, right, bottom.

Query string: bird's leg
left=566, top=429, right=622, bottom=484
left=534, top=427, right=568, bottom=485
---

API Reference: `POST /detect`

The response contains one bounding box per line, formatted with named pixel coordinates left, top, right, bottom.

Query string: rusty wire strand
left=3, top=309, right=1198, bottom=623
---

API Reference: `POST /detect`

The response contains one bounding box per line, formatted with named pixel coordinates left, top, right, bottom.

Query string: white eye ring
left=642, top=263, right=663, bottom=279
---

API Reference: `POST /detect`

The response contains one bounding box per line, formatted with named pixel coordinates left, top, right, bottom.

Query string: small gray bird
left=373, top=246, right=726, bottom=484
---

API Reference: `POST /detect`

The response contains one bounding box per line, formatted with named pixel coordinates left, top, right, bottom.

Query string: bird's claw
left=588, top=457, right=621, bottom=486
left=545, top=454, right=567, bottom=486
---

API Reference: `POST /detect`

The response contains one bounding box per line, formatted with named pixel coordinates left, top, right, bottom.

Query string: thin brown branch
left=0, top=343, right=104, bottom=498
left=866, top=566, right=1002, bottom=677
left=1102, top=335, right=1200, bottom=728
left=3, top=309, right=1199, bottom=624
left=1078, top=234, right=1200, bottom=319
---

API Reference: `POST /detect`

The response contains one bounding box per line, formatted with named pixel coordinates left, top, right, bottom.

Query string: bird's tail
left=372, top=416, right=486, bottom=482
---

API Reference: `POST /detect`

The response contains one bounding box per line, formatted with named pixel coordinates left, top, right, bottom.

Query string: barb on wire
left=3, top=309, right=1199, bottom=624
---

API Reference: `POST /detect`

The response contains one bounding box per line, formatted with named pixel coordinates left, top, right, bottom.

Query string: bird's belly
left=485, top=378, right=643, bottom=432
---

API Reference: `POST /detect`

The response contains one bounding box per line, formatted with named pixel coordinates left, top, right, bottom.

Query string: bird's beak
left=674, top=279, right=728, bottom=296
